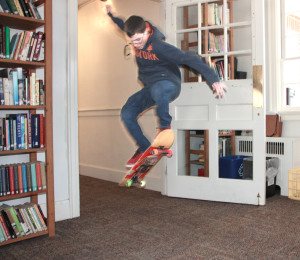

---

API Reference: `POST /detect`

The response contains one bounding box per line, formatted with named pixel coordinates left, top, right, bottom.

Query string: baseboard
left=79, top=163, right=162, bottom=192
left=40, top=199, right=79, bottom=222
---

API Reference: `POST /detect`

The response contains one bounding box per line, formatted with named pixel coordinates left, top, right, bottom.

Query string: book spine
left=40, top=161, right=46, bottom=189
left=21, top=164, right=28, bottom=193
left=8, top=165, right=15, bottom=195
left=13, top=165, right=19, bottom=194
left=26, top=163, right=32, bottom=192
left=1, top=210, right=16, bottom=239
left=0, top=213, right=11, bottom=239
left=5, top=26, right=10, bottom=59
left=17, top=164, right=23, bottom=193
left=8, top=207, right=24, bottom=236
left=30, top=162, right=37, bottom=191
left=32, top=32, right=43, bottom=61
left=6, top=0, right=18, bottom=14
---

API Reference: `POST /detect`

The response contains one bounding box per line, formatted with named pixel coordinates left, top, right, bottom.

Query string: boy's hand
left=212, top=82, right=227, bottom=98
left=105, top=4, right=112, bottom=13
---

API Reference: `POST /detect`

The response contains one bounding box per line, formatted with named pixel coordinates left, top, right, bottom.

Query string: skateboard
left=119, top=129, right=175, bottom=188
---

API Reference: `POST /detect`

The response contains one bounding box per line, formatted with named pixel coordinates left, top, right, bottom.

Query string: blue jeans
left=121, top=80, right=181, bottom=152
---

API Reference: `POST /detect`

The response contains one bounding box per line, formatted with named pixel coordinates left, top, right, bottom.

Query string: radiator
left=235, top=136, right=300, bottom=196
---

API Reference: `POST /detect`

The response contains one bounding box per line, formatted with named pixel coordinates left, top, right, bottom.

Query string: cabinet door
left=164, top=0, right=266, bottom=205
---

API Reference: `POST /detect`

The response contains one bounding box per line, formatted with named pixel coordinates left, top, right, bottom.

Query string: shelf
left=190, top=149, right=205, bottom=155
left=190, top=160, right=205, bottom=166
left=0, top=12, right=45, bottom=31
left=0, top=148, right=46, bottom=156
left=0, top=231, right=48, bottom=246
left=0, top=58, right=45, bottom=69
left=0, top=189, right=47, bottom=202
left=0, top=105, right=45, bottom=110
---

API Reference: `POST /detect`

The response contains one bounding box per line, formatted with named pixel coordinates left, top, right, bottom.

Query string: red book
left=18, top=164, right=23, bottom=194
left=35, top=162, right=42, bottom=191
left=9, top=165, right=15, bottom=195
left=32, top=32, right=44, bottom=61
left=0, top=214, right=11, bottom=240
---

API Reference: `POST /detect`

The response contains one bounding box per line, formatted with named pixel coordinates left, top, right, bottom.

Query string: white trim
left=67, top=0, right=80, bottom=219
left=40, top=200, right=74, bottom=222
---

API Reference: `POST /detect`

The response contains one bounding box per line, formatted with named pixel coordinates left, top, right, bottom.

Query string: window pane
left=283, top=59, right=300, bottom=84
left=284, top=12, right=300, bottom=58
left=285, top=0, right=300, bottom=13
left=177, top=5, right=198, bottom=30
left=285, top=85, right=300, bottom=107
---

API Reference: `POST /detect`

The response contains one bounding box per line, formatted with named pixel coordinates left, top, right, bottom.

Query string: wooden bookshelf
left=0, top=0, right=54, bottom=245
left=185, top=130, right=235, bottom=177
left=181, top=0, right=235, bottom=82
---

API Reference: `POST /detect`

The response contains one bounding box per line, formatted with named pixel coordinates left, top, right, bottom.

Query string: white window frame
left=267, top=0, right=300, bottom=119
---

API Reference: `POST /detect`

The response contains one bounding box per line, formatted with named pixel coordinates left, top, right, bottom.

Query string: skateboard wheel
left=167, top=150, right=173, bottom=158
left=126, top=180, right=133, bottom=187
left=140, top=180, right=146, bottom=188
left=152, top=149, right=159, bottom=155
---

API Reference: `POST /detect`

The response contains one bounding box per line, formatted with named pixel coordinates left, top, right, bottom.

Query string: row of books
left=219, top=137, right=232, bottom=157
left=207, top=3, right=229, bottom=26
left=0, top=113, right=45, bottom=151
left=0, top=202, right=47, bottom=242
left=0, top=68, right=44, bottom=106
left=208, top=32, right=230, bottom=54
left=0, top=26, right=44, bottom=61
left=0, top=161, right=46, bottom=197
left=0, top=0, right=41, bottom=19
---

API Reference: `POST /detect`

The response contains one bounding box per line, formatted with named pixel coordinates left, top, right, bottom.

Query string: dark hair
left=124, top=16, right=146, bottom=37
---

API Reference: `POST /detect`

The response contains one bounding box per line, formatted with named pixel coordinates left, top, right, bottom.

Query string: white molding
left=40, top=200, right=74, bottom=222
left=66, top=0, right=80, bottom=219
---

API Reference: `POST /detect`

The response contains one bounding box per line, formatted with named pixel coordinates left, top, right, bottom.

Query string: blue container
left=219, top=155, right=250, bottom=179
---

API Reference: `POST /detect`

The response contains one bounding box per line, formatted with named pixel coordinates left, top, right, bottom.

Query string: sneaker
left=126, top=150, right=143, bottom=168
left=155, top=125, right=171, bottom=138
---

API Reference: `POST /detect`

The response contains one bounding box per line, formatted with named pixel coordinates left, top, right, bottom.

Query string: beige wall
left=78, top=0, right=165, bottom=191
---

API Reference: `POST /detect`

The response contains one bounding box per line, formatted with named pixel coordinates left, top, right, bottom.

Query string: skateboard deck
left=119, top=129, right=175, bottom=188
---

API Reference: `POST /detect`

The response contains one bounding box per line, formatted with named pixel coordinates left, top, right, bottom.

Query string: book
left=30, top=162, right=37, bottom=191
left=5, top=0, right=18, bottom=14
left=18, top=0, right=30, bottom=17
left=40, top=161, right=46, bottom=189
left=17, top=163, right=23, bottom=193
left=26, top=163, right=32, bottom=191
left=0, top=213, right=11, bottom=239
left=31, top=114, right=40, bottom=148
left=0, top=0, right=12, bottom=13
left=0, top=206, right=19, bottom=238
left=0, top=209, right=16, bottom=239
left=21, top=164, right=28, bottom=193
left=35, top=162, right=42, bottom=190
left=32, top=31, right=43, bottom=61
left=13, top=164, right=19, bottom=194
left=0, top=78, right=4, bottom=105
left=9, top=33, right=19, bottom=59
left=8, top=165, right=15, bottom=195
left=13, top=0, right=24, bottom=16
left=5, top=26, right=9, bottom=59
left=17, top=67, right=24, bottom=105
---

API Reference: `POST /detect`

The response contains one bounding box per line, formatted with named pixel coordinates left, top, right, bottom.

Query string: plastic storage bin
left=288, top=168, right=300, bottom=201
left=243, top=157, right=279, bottom=197
left=219, top=155, right=250, bottom=179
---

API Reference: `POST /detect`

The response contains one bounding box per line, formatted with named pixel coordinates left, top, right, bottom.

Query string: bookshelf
left=0, top=0, right=54, bottom=246
left=185, top=130, right=235, bottom=177
left=180, top=0, right=235, bottom=82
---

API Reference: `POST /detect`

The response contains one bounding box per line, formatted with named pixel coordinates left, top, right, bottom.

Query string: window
left=281, top=0, right=300, bottom=108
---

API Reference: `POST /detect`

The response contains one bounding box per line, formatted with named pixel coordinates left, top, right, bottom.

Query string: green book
left=5, top=26, right=10, bottom=59
left=30, top=163, right=37, bottom=191
left=8, top=206, right=24, bottom=236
